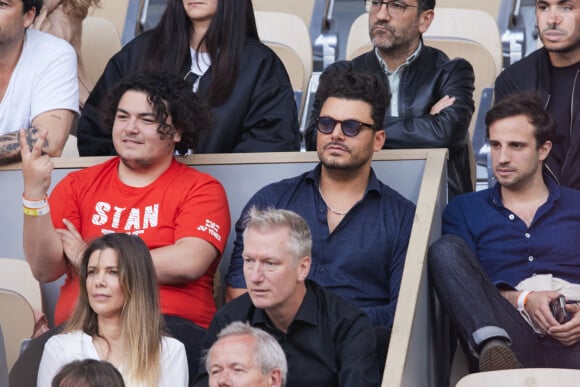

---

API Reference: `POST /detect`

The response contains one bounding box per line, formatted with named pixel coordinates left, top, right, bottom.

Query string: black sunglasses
left=317, top=116, right=375, bottom=137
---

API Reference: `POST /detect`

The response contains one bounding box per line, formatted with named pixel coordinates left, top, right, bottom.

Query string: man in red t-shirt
left=16, top=72, right=230, bottom=385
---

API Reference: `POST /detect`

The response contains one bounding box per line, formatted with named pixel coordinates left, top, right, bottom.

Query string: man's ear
left=418, top=9, right=434, bottom=34
left=173, top=129, right=182, bottom=144
left=538, top=140, right=552, bottom=162
left=269, top=369, right=283, bottom=387
left=373, top=130, right=386, bottom=151
left=296, top=256, right=311, bottom=282
left=23, top=7, right=37, bottom=28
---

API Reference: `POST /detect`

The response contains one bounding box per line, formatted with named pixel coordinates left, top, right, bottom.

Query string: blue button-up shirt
left=225, top=164, right=416, bottom=327
left=444, top=175, right=580, bottom=287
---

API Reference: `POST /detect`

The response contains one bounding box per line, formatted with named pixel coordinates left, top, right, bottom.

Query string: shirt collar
left=489, top=169, right=561, bottom=208
left=374, top=39, right=422, bottom=74
left=306, top=164, right=382, bottom=197
left=250, top=280, right=318, bottom=329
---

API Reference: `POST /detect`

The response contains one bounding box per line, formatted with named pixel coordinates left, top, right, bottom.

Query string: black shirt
left=548, top=62, right=579, bottom=173
left=193, top=280, right=380, bottom=387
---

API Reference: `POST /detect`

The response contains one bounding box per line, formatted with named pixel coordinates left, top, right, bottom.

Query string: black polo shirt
left=193, top=280, right=379, bottom=387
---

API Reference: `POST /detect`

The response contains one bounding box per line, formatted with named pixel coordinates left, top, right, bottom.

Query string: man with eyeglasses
left=306, top=0, right=475, bottom=200
left=495, top=0, right=580, bottom=190
left=224, top=70, right=415, bottom=373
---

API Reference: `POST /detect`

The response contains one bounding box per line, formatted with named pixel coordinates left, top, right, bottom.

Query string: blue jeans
left=428, top=234, right=580, bottom=369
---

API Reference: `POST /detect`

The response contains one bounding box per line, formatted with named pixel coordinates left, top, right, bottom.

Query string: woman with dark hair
left=37, top=233, right=188, bottom=387
left=52, top=359, right=125, bottom=387
left=77, top=0, right=300, bottom=156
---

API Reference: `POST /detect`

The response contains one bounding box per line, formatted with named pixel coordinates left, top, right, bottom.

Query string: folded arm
left=384, top=60, right=475, bottom=149
left=151, top=237, right=219, bottom=285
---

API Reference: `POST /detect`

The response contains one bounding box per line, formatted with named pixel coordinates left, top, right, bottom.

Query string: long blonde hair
left=65, top=233, right=165, bottom=387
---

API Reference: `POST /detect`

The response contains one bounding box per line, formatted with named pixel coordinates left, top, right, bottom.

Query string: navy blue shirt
left=444, top=175, right=580, bottom=287
left=225, top=164, right=416, bottom=327
left=193, top=280, right=379, bottom=387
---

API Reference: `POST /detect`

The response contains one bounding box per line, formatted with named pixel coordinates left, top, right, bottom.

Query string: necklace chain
left=318, top=187, right=349, bottom=216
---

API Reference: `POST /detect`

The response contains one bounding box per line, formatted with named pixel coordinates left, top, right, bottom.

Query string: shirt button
left=525, top=233, right=531, bottom=238
left=508, top=214, right=515, bottom=220
left=528, top=256, right=534, bottom=262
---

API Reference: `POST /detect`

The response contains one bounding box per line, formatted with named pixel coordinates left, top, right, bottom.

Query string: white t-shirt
left=37, top=331, right=188, bottom=387
left=0, top=29, right=79, bottom=135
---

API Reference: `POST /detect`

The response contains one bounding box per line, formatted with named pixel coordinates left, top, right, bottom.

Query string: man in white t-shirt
left=0, top=0, right=78, bottom=165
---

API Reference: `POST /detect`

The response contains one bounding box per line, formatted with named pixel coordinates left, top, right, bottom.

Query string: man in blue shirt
left=225, top=69, right=415, bottom=359
left=429, top=92, right=580, bottom=373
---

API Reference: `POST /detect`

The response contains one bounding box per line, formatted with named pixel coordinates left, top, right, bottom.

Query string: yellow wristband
left=23, top=205, right=50, bottom=216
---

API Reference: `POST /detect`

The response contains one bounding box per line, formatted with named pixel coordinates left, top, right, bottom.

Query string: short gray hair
left=242, top=207, right=312, bottom=263
left=205, top=321, right=288, bottom=386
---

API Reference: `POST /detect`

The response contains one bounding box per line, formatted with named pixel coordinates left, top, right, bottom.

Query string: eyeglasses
left=317, top=116, right=375, bottom=137
left=364, top=0, right=417, bottom=17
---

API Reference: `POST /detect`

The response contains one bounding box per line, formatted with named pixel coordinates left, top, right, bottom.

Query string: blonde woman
left=37, top=233, right=188, bottom=386
left=32, top=0, right=101, bottom=107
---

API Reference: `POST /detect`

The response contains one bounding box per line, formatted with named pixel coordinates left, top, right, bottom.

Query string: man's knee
left=428, top=234, right=471, bottom=276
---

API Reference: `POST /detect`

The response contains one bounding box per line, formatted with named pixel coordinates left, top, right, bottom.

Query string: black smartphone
left=549, top=295, right=570, bottom=324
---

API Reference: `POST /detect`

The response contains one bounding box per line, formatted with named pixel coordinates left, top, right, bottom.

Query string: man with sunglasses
left=306, top=0, right=475, bottom=200
left=225, top=70, right=415, bottom=368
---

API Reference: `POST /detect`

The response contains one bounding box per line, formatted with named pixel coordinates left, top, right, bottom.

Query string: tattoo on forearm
left=0, top=131, right=21, bottom=165
left=0, top=127, right=49, bottom=165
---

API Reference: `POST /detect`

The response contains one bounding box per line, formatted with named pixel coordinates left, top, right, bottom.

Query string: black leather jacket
left=306, top=46, right=475, bottom=199
left=495, top=47, right=580, bottom=189
left=77, top=31, right=301, bottom=155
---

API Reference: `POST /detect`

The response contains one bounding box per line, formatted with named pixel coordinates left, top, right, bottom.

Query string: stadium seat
left=81, top=16, right=122, bottom=89
left=253, top=0, right=337, bottom=69
left=254, top=11, right=313, bottom=123
left=0, top=259, right=42, bottom=313
left=0, top=289, right=35, bottom=371
left=0, top=325, right=7, bottom=387
left=455, top=368, right=580, bottom=387
left=89, top=0, right=145, bottom=44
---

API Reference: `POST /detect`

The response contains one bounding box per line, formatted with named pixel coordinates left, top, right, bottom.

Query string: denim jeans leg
left=429, top=235, right=514, bottom=354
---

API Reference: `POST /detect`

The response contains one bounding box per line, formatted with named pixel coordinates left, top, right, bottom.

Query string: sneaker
left=478, top=339, right=521, bottom=372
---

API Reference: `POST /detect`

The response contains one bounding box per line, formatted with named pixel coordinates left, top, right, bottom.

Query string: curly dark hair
left=315, top=68, right=390, bottom=130
left=101, top=72, right=213, bottom=154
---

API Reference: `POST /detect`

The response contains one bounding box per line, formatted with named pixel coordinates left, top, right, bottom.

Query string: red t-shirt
left=49, top=157, right=230, bottom=328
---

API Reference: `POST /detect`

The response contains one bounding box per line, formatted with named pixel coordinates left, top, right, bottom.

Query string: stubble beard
left=541, top=28, right=580, bottom=54
left=120, top=156, right=153, bottom=171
